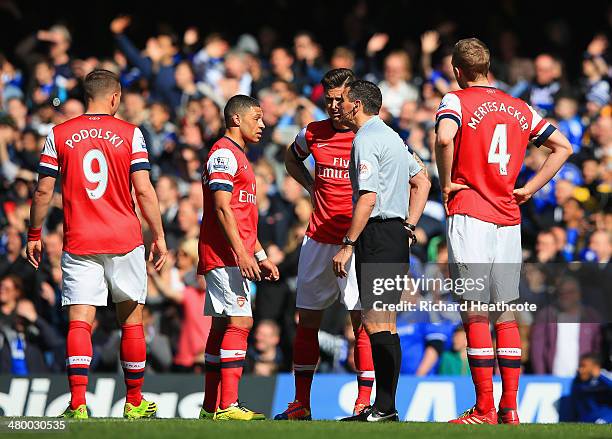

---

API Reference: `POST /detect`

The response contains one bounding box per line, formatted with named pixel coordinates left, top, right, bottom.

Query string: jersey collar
left=223, top=135, right=246, bottom=152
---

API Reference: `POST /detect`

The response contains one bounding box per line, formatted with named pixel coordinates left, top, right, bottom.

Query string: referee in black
left=332, top=80, right=431, bottom=422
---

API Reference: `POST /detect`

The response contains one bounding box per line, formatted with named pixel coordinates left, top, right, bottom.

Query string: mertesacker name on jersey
left=467, top=101, right=530, bottom=131
left=65, top=129, right=125, bottom=148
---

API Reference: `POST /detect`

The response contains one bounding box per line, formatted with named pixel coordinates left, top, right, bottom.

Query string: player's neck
left=224, top=130, right=247, bottom=151
left=85, top=103, right=113, bottom=116
left=465, top=78, right=492, bottom=88
left=331, top=120, right=351, bottom=132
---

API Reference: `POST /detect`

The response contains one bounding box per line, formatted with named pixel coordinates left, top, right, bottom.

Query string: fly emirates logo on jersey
left=317, top=157, right=350, bottom=179
left=466, top=101, right=530, bottom=131
left=65, top=128, right=125, bottom=148
left=238, top=183, right=256, bottom=205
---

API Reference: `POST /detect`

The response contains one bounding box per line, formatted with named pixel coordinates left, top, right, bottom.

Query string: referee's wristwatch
left=404, top=222, right=417, bottom=246
left=342, top=236, right=357, bottom=247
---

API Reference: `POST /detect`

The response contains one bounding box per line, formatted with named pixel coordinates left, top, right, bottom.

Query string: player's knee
left=297, top=309, right=323, bottom=329
left=228, top=316, right=253, bottom=330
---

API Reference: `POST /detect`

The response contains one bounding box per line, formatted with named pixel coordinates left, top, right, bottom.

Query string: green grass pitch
left=5, top=419, right=611, bottom=439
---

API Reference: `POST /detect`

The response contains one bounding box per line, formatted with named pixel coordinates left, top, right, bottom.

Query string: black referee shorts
left=355, top=217, right=410, bottom=310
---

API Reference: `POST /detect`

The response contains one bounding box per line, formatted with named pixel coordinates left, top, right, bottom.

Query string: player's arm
left=132, top=170, right=168, bottom=271
left=284, top=145, right=314, bottom=196
left=513, top=129, right=572, bottom=204
left=26, top=175, right=56, bottom=269
left=435, top=119, right=469, bottom=214
left=213, top=190, right=261, bottom=281
left=254, top=239, right=279, bottom=281
left=285, top=127, right=314, bottom=197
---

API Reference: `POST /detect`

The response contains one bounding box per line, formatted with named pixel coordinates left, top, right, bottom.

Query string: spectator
left=246, top=319, right=284, bottom=376
left=0, top=227, right=40, bottom=300
left=522, top=54, right=563, bottom=116
left=379, top=50, right=418, bottom=118
left=438, top=326, right=469, bottom=376
left=568, top=353, right=612, bottom=423
left=530, top=277, right=602, bottom=376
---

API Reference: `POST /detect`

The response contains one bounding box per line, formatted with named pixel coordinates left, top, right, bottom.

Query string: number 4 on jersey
left=488, top=124, right=510, bottom=175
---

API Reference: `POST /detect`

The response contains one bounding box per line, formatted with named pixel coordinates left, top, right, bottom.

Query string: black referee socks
left=369, top=331, right=401, bottom=414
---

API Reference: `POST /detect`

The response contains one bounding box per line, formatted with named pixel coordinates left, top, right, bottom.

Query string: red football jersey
left=292, top=119, right=355, bottom=244
left=435, top=86, right=556, bottom=226
left=198, top=136, right=258, bottom=274
left=37, top=114, right=150, bottom=254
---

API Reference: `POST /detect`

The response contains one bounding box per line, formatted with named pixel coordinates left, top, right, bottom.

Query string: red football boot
left=449, top=406, right=497, bottom=425
left=497, top=408, right=520, bottom=424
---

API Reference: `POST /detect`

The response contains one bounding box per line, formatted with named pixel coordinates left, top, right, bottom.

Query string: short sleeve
left=206, top=148, right=238, bottom=192
left=407, top=151, right=422, bottom=178
left=527, top=104, right=556, bottom=147
left=435, top=93, right=462, bottom=130
left=130, top=127, right=151, bottom=172
left=37, top=129, right=59, bottom=177
left=353, top=136, right=379, bottom=193
left=291, top=127, right=310, bottom=160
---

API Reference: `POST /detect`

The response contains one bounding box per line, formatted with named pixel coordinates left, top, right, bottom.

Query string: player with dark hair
left=27, top=69, right=168, bottom=419
left=199, top=94, right=279, bottom=421
left=275, top=69, right=375, bottom=421
left=435, top=38, right=572, bottom=425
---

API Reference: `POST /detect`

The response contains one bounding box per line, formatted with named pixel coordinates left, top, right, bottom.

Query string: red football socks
left=66, top=321, right=93, bottom=409
left=465, top=315, right=495, bottom=413
left=495, top=321, right=522, bottom=410
left=293, top=326, right=319, bottom=408
left=120, top=324, right=146, bottom=406
left=203, top=327, right=224, bottom=412
left=219, top=325, right=249, bottom=409
left=354, top=325, right=374, bottom=404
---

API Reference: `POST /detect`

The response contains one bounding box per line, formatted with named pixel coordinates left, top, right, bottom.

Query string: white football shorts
left=204, top=266, right=252, bottom=317
left=296, top=235, right=361, bottom=311
left=61, top=245, right=147, bottom=306
left=447, top=214, right=522, bottom=304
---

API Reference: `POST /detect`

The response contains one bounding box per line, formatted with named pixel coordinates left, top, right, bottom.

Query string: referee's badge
left=358, top=160, right=372, bottom=181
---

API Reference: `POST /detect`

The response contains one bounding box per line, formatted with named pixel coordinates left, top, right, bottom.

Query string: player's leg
left=60, top=251, right=107, bottom=418
left=202, top=316, right=226, bottom=417
left=64, top=305, right=96, bottom=418
left=493, top=310, right=521, bottom=424
left=446, top=215, right=497, bottom=424
left=343, top=250, right=374, bottom=413
left=490, top=223, right=522, bottom=424
left=275, top=237, right=337, bottom=420
left=274, top=308, right=322, bottom=420
left=212, top=267, right=263, bottom=420
left=349, top=310, right=374, bottom=414
left=107, top=246, right=156, bottom=419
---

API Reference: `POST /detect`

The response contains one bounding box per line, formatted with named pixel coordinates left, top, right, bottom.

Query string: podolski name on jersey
left=65, top=129, right=125, bottom=148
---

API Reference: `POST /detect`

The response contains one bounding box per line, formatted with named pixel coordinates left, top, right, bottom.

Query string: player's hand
left=110, top=15, right=131, bottom=34
left=258, top=259, right=280, bottom=281
left=26, top=240, right=43, bottom=270
left=148, top=236, right=168, bottom=271
left=238, top=252, right=261, bottom=282
left=421, top=30, right=440, bottom=55
left=512, top=187, right=533, bottom=205
left=442, top=182, right=470, bottom=215
left=366, top=33, right=389, bottom=55
left=332, top=245, right=353, bottom=278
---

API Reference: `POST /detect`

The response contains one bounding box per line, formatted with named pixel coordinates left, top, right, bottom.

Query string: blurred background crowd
left=0, top=0, right=610, bottom=401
